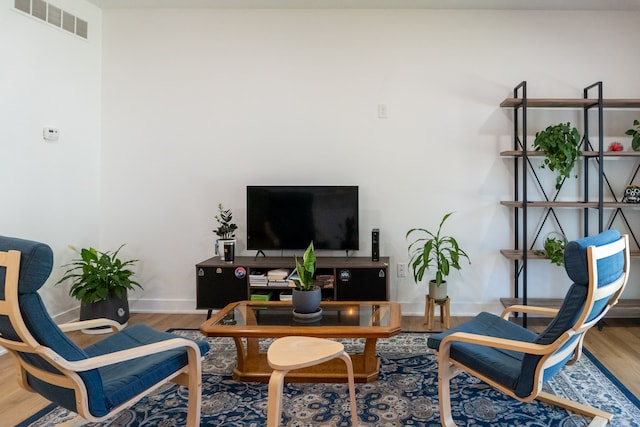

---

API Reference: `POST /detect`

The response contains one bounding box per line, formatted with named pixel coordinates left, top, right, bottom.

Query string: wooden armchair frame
left=433, top=233, right=629, bottom=427
left=0, top=246, right=206, bottom=426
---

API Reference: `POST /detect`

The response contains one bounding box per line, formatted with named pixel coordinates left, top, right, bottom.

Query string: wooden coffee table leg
left=363, top=338, right=379, bottom=373
left=233, top=336, right=247, bottom=371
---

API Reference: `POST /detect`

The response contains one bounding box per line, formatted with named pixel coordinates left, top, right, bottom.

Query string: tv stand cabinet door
left=336, top=266, right=388, bottom=301
left=196, top=265, right=248, bottom=310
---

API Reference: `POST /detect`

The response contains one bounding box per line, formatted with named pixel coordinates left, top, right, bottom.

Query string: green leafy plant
left=533, top=122, right=582, bottom=190
left=293, top=241, right=316, bottom=291
left=56, top=245, right=141, bottom=305
left=625, top=119, right=640, bottom=151
left=406, top=212, right=471, bottom=287
left=214, top=203, right=238, bottom=239
left=534, top=235, right=566, bottom=266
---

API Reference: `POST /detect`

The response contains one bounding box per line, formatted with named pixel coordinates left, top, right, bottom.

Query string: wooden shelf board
left=500, top=201, right=599, bottom=208
left=500, top=249, right=640, bottom=260
left=500, top=298, right=640, bottom=318
left=500, top=201, right=640, bottom=209
left=500, top=98, right=640, bottom=109
left=500, top=150, right=640, bottom=158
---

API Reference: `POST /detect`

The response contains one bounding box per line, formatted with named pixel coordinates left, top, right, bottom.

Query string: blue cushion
left=0, top=237, right=107, bottom=415
left=19, top=293, right=110, bottom=416
left=84, top=324, right=210, bottom=410
left=428, top=312, right=538, bottom=391
left=564, top=229, right=621, bottom=286
left=428, top=230, right=625, bottom=400
left=0, top=236, right=211, bottom=418
left=0, top=236, right=53, bottom=298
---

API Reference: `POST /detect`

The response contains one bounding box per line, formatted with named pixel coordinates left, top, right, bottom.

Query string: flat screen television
left=246, top=186, right=359, bottom=251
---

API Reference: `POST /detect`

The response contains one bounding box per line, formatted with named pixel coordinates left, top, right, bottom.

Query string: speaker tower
left=371, top=228, right=380, bottom=262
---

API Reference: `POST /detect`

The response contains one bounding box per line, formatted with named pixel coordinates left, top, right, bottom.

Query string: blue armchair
left=0, top=236, right=210, bottom=425
left=427, top=230, right=629, bottom=426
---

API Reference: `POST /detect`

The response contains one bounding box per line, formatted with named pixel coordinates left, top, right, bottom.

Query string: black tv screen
left=247, top=186, right=359, bottom=251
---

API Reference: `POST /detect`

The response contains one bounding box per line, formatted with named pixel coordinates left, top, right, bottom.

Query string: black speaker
left=372, top=228, right=380, bottom=262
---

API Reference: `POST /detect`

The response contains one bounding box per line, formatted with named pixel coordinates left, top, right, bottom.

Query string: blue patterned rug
left=18, top=331, right=640, bottom=426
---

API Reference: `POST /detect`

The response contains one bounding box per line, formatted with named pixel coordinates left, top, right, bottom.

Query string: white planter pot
left=429, top=280, right=448, bottom=301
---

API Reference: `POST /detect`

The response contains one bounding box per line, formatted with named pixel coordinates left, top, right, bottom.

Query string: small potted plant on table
left=214, top=203, right=238, bottom=261
left=292, top=241, right=321, bottom=316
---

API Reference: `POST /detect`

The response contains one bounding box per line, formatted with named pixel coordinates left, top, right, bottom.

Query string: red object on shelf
left=609, top=142, right=623, bottom=151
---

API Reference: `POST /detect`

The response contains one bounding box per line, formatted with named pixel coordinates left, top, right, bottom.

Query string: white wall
left=99, top=8, right=640, bottom=316
left=5, top=5, right=639, bottom=319
left=0, top=0, right=102, bottom=320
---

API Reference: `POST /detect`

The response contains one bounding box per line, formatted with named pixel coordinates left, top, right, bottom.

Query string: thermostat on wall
left=43, top=127, right=59, bottom=141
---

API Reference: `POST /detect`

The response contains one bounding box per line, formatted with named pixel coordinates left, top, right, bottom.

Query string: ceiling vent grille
left=14, top=0, right=88, bottom=40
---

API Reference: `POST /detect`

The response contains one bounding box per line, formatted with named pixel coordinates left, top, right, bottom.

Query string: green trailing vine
left=534, top=236, right=566, bottom=266
left=533, top=122, right=582, bottom=190
left=625, top=119, right=640, bottom=151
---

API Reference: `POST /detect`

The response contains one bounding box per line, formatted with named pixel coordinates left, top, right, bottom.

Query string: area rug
left=18, top=331, right=640, bottom=426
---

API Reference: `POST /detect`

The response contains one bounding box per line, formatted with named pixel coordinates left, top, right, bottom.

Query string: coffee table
left=200, top=300, right=402, bottom=383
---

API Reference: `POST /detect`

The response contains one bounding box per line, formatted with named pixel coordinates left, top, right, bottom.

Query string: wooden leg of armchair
left=437, top=361, right=459, bottom=427
left=184, top=347, right=203, bottom=427
left=537, top=391, right=612, bottom=426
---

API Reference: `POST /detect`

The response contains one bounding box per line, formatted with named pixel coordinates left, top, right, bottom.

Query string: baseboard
left=129, top=298, right=211, bottom=314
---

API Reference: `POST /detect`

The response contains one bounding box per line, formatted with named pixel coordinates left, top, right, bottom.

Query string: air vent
left=15, top=0, right=29, bottom=14
left=14, top=0, right=88, bottom=40
left=47, top=5, right=61, bottom=27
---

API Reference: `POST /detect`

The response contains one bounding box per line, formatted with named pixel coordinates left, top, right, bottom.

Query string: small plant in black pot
left=214, top=203, right=238, bottom=260
left=56, top=244, right=141, bottom=330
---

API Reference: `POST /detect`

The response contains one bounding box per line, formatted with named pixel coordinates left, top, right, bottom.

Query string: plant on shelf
left=406, top=212, right=470, bottom=301
left=214, top=203, right=238, bottom=240
left=533, top=234, right=567, bottom=266
left=625, top=119, right=640, bottom=151
left=214, top=203, right=238, bottom=260
left=56, top=244, right=141, bottom=326
left=533, top=122, right=582, bottom=190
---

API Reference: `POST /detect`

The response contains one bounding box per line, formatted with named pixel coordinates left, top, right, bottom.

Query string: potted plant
left=533, top=233, right=566, bottom=266
left=56, top=244, right=142, bottom=332
left=533, top=122, right=582, bottom=190
left=214, top=203, right=238, bottom=260
left=291, top=241, right=321, bottom=315
left=406, top=212, right=470, bottom=301
left=625, top=119, right=640, bottom=151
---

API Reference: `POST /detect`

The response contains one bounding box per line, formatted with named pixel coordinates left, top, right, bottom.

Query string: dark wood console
left=196, top=256, right=390, bottom=317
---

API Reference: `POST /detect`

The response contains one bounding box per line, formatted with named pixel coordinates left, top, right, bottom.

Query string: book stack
left=267, top=268, right=291, bottom=286
left=249, top=270, right=268, bottom=286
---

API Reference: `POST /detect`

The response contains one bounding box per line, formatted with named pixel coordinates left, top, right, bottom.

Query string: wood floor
left=1, top=313, right=638, bottom=427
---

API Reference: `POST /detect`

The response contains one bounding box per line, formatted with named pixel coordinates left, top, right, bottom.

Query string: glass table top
left=215, top=302, right=391, bottom=327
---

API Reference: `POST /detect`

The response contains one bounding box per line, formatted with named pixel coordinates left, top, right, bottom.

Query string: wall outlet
left=397, top=262, right=407, bottom=278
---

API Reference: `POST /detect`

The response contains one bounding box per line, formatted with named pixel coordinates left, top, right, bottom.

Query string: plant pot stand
left=424, top=295, right=450, bottom=330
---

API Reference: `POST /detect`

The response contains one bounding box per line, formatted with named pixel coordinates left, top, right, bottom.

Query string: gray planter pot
left=80, top=292, right=130, bottom=332
left=292, top=287, right=321, bottom=314
left=429, top=280, right=448, bottom=301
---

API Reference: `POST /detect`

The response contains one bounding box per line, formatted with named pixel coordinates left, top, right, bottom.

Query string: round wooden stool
left=424, top=295, right=451, bottom=330
left=266, top=336, right=358, bottom=426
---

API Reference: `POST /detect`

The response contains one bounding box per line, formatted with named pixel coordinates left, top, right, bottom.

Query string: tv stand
left=196, top=256, right=389, bottom=317
left=253, top=250, right=266, bottom=260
